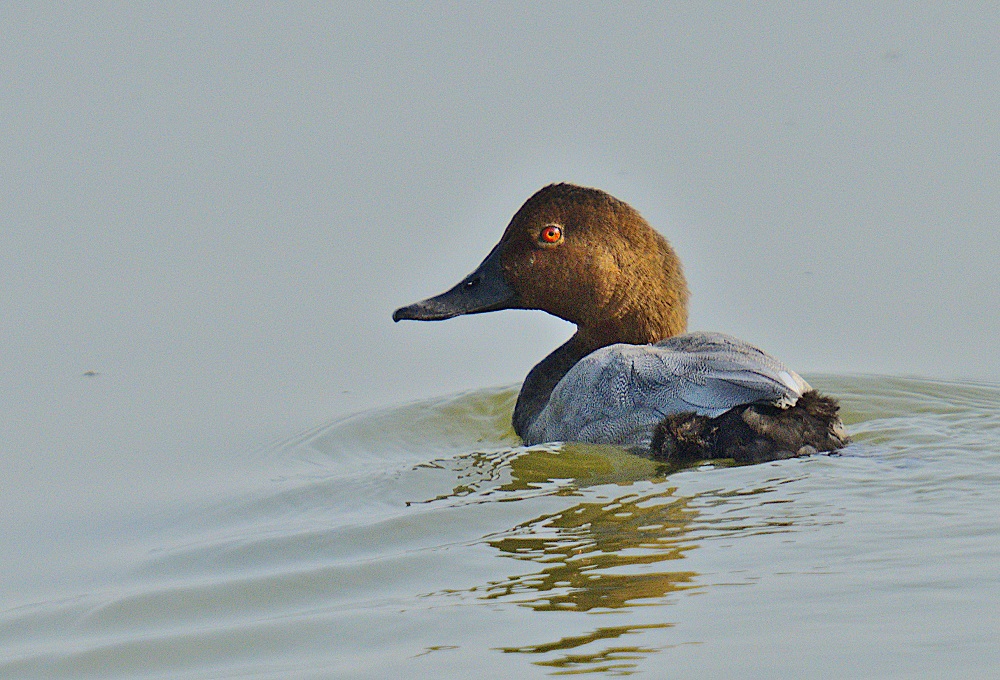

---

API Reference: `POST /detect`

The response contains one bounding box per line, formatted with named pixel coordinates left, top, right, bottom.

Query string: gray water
left=2, top=375, right=997, bottom=678
left=3, top=5, right=999, bottom=679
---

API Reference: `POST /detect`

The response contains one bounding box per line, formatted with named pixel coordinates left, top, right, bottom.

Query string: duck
left=393, top=183, right=848, bottom=465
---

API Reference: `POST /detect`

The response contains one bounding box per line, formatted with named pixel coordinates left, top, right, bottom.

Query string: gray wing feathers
left=523, top=331, right=810, bottom=447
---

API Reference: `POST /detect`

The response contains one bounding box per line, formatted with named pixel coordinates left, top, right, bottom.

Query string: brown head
left=393, top=183, right=689, bottom=347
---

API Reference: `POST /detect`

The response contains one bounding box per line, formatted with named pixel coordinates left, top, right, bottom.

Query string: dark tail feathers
left=650, top=390, right=849, bottom=466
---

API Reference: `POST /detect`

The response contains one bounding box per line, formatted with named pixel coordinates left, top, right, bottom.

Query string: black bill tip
left=392, top=301, right=459, bottom=322
left=391, top=241, right=519, bottom=323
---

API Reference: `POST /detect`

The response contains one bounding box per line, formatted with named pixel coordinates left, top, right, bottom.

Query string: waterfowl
left=393, top=183, right=847, bottom=465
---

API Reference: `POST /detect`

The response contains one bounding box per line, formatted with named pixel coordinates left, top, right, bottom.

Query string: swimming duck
left=393, top=183, right=847, bottom=464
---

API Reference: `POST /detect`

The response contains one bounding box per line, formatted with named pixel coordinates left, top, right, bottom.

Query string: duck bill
left=393, top=242, right=520, bottom=322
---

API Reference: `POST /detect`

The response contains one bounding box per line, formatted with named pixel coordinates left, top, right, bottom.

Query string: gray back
left=523, top=331, right=810, bottom=447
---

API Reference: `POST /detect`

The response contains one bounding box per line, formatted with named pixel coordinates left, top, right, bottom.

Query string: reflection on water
left=484, top=487, right=696, bottom=674
left=408, top=449, right=524, bottom=506
left=409, top=438, right=810, bottom=674
left=4, top=376, right=998, bottom=678
left=499, top=623, right=675, bottom=676
left=483, top=488, right=698, bottom=612
left=409, top=440, right=683, bottom=507
left=424, top=445, right=700, bottom=674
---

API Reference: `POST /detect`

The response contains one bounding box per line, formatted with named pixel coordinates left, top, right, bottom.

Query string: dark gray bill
left=393, top=242, right=520, bottom=321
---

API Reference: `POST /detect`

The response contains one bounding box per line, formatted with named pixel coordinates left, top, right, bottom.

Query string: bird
left=393, top=183, right=847, bottom=465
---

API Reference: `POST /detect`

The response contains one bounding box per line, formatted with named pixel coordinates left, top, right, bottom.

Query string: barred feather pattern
left=522, top=331, right=813, bottom=448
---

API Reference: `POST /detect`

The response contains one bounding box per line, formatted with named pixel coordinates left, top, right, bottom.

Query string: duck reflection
left=412, top=442, right=785, bottom=674
left=477, top=443, right=709, bottom=674
left=410, top=439, right=707, bottom=505
left=483, top=485, right=698, bottom=612
left=499, top=623, right=675, bottom=675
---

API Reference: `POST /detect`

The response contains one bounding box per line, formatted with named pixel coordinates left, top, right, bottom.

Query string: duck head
left=393, top=183, right=689, bottom=345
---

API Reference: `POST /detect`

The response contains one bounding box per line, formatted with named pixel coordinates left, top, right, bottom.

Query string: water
left=2, top=375, right=999, bottom=678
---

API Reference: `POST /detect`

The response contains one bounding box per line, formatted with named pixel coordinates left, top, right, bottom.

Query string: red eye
left=540, top=225, right=563, bottom=244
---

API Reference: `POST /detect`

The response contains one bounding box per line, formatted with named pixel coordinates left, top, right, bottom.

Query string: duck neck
left=512, top=331, right=602, bottom=438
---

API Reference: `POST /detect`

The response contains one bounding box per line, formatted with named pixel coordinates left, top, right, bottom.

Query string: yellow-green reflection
left=498, top=623, right=674, bottom=676
left=410, top=442, right=679, bottom=506
left=415, top=441, right=786, bottom=674
left=499, top=623, right=672, bottom=655
left=408, top=448, right=524, bottom=506
left=467, top=443, right=710, bottom=674
left=484, top=488, right=698, bottom=612
left=502, top=443, right=670, bottom=491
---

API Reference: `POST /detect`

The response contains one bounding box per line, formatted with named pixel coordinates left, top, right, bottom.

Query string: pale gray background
left=1, top=4, right=997, bottom=591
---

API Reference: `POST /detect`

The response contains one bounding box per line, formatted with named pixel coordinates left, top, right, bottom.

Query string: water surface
left=2, top=375, right=998, bottom=678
